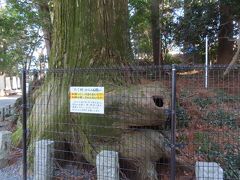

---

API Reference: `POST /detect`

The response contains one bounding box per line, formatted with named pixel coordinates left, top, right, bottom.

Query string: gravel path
left=0, top=159, right=22, bottom=180
left=0, top=96, right=20, bottom=108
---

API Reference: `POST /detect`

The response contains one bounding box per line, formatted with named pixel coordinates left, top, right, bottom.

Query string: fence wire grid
left=0, top=105, right=14, bottom=122
left=23, top=65, right=240, bottom=180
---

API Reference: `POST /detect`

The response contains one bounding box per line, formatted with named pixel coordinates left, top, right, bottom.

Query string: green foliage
left=204, top=109, right=237, bottom=129
left=176, top=90, right=193, bottom=128
left=193, top=97, right=213, bottom=109
left=129, top=0, right=240, bottom=64
left=194, top=132, right=240, bottom=179
left=173, top=1, right=219, bottom=54
left=194, top=132, right=221, bottom=160
left=11, top=125, right=22, bottom=147
left=194, top=132, right=209, bottom=153
left=172, top=0, right=240, bottom=63
left=221, top=0, right=240, bottom=19
left=0, top=0, right=50, bottom=73
left=163, top=53, right=181, bottom=64
left=223, top=144, right=240, bottom=179
left=129, top=0, right=176, bottom=60
left=215, top=89, right=239, bottom=103
left=180, top=89, right=191, bottom=98
left=176, top=104, right=190, bottom=128
left=129, top=0, right=152, bottom=58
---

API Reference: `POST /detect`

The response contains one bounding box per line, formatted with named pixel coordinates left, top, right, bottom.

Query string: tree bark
left=224, top=20, right=240, bottom=76
left=151, top=0, right=162, bottom=65
left=28, top=1, right=173, bottom=179
left=35, top=0, right=52, bottom=58
left=183, top=0, right=190, bottom=52
left=51, top=0, right=131, bottom=68
left=223, top=40, right=240, bottom=76
left=40, top=8, right=51, bottom=58
left=217, top=3, right=234, bottom=64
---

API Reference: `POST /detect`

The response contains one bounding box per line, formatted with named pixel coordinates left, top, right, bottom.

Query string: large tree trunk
left=217, top=2, right=234, bottom=64
left=28, top=1, right=173, bottom=179
left=50, top=0, right=131, bottom=68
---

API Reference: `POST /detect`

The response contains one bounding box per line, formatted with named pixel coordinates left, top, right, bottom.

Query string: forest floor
left=161, top=69, right=240, bottom=179
left=0, top=121, right=25, bottom=180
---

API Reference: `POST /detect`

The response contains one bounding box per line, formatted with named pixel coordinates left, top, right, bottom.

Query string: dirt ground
left=167, top=69, right=240, bottom=179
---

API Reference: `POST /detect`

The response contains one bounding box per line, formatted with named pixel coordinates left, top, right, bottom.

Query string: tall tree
left=129, top=0, right=152, bottom=60
left=36, top=0, right=52, bottom=58
left=0, top=1, right=40, bottom=73
left=151, top=0, right=162, bottom=65
left=129, top=0, right=175, bottom=63
left=217, top=0, right=234, bottom=64
left=26, top=1, right=175, bottom=179
left=174, top=0, right=218, bottom=59
left=0, top=0, right=50, bottom=73
left=50, top=0, right=131, bottom=68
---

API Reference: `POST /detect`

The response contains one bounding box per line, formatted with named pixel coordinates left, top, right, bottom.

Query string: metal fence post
left=2, top=108, right=5, bottom=121
left=170, top=64, right=177, bottom=180
left=8, top=105, right=11, bottom=115
left=205, top=36, right=209, bottom=89
left=22, top=69, right=27, bottom=180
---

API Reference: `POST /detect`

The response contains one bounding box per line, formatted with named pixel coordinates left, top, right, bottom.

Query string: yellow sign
left=70, top=87, right=104, bottom=114
left=70, top=93, right=104, bottom=100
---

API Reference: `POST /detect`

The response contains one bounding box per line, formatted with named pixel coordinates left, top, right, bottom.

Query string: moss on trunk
left=25, top=1, right=172, bottom=179
left=51, top=0, right=131, bottom=68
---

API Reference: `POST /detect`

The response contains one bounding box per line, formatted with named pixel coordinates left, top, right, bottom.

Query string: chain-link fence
left=175, top=65, right=240, bottom=180
left=22, top=65, right=240, bottom=180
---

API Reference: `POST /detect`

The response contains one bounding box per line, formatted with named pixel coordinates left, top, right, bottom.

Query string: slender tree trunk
left=183, top=0, right=190, bottom=52
left=217, top=2, right=233, bottom=64
left=37, top=0, right=52, bottom=58
left=151, top=0, right=162, bottom=65
left=224, top=20, right=240, bottom=76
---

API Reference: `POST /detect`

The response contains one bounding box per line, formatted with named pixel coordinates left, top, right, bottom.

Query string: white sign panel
left=70, top=87, right=104, bottom=114
left=5, top=77, right=11, bottom=90
left=0, top=75, right=5, bottom=89
left=12, top=76, right=17, bottom=90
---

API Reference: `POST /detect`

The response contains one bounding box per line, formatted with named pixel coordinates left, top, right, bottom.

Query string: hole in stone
left=152, top=96, right=164, bottom=107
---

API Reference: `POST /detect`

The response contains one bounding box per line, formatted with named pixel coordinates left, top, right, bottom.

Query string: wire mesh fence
left=0, top=104, right=14, bottom=121
left=23, top=65, right=240, bottom=180
left=175, top=65, right=240, bottom=180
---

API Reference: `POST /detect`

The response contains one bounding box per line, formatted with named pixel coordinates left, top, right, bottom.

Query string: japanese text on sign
left=70, top=87, right=104, bottom=114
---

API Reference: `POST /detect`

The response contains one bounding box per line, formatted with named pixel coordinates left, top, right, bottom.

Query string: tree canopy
left=0, top=0, right=51, bottom=73
left=1, top=0, right=240, bottom=72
